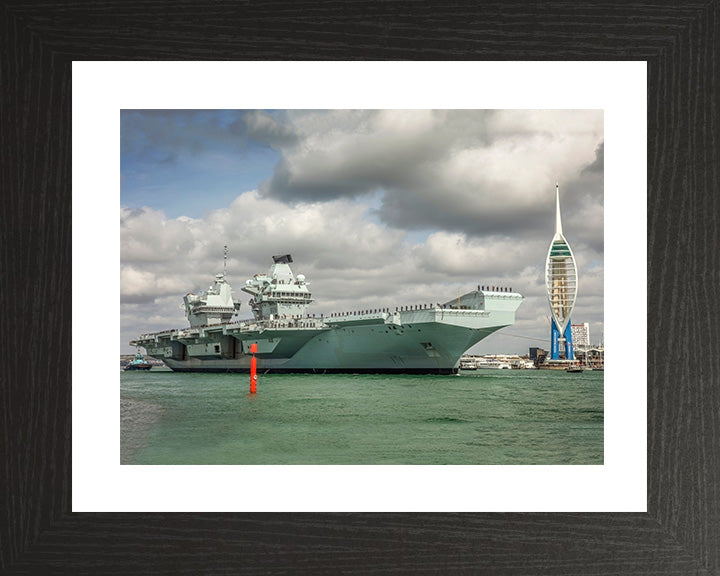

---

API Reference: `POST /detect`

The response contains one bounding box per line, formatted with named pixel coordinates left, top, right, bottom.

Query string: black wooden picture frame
left=2, top=2, right=718, bottom=574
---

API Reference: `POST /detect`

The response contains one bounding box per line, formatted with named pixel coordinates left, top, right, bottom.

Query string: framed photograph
left=117, top=106, right=606, bottom=469
left=3, top=2, right=718, bottom=574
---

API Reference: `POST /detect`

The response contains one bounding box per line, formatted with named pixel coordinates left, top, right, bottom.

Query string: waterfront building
left=529, top=347, right=546, bottom=361
left=571, top=323, right=590, bottom=349
left=544, top=183, right=578, bottom=360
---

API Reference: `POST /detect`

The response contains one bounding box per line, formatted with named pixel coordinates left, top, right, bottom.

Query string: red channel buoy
left=249, top=343, right=258, bottom=394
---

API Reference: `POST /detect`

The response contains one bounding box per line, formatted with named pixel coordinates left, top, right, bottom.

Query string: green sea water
left=121, top=368, right=603, bottom=465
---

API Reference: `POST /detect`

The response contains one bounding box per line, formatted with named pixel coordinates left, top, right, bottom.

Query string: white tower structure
left=545, top=183, right=578, bottom=360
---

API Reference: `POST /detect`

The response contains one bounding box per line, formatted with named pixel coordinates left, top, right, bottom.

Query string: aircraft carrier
left=130, top=254, right=523, bottom=374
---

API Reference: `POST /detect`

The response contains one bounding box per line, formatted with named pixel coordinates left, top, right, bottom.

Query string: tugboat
left=124, top=351, right=153, bottom=371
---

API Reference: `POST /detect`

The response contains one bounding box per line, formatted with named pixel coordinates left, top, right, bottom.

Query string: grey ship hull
left=163, top=322, right=500, bottom=374
left=133, top=297, right=522, bottom=375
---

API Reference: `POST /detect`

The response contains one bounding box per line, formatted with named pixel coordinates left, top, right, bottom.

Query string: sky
left=120, top=109, right=604, bottom=356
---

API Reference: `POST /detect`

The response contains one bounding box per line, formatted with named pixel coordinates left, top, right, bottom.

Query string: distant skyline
left=121, top=109, right=604, bottom=356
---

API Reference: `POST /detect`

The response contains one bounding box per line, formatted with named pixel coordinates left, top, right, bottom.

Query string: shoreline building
left=571, top=322, right=590, bottom=350
left=545, top=183, right=578, bottom=361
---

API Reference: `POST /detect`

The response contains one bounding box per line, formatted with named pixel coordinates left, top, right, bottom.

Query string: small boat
left=459, top=359, right=477, bottom=370
left=565, top=365, right=584, bottom=373
left=124, top=352, right=153, bottom=371
left=477, top=358, right=512, bottom=369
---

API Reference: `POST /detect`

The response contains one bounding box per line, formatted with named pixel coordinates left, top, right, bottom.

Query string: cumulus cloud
left=238, top=110, right=298, bottom=148
left=258, top=110, right=603, bottom=238
left=583, top=141, right=604, bottom=175
left=120, top=192, right=409, bottom=305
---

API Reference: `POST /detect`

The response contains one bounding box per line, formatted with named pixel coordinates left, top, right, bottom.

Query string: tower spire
left=223, top=245, right=228, bottom=277
left=555, top=182, right=563, bottom=236
left=545, top=180, right=578, bottom=362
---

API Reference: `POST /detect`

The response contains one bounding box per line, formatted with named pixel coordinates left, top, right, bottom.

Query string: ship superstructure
left=131, top=254, right=523, bottom=374
left=242, top=254, right=313, bottom=320
left=182, top=246, right=242, bottom=326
